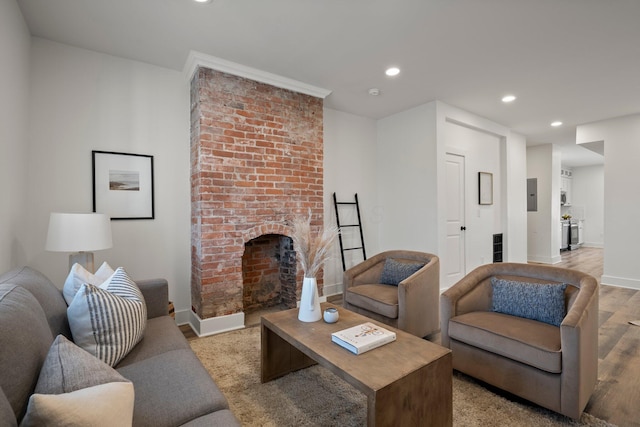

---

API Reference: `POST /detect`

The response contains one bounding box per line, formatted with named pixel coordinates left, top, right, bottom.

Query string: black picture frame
left=92, top=150, right=155, bottom=220
left=478, top=171, right=493, bottom=205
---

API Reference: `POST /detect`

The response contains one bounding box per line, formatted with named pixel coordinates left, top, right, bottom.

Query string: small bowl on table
left=323, top=307, right=339, bottom=323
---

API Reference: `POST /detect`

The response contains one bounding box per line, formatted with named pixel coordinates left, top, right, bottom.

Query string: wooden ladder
left=333, top=192, right=367, bottom=271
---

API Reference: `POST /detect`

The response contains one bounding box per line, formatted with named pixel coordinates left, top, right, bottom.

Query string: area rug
left=190, top=326, right=614, bottom=427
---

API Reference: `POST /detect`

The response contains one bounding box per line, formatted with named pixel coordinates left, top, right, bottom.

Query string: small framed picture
left=478, top=172, right=493, bottom=205
left=92, top=151, right=154, bottom=220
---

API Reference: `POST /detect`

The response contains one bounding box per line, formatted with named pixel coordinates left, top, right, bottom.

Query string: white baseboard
left=601, top=275, right=640, bottom=290
left=583, top=242, right=604, bottom=248
left=175, top=309, right=245, bottom=338
left=323, top=282, right=344, bottom=297
left=176, top=292, right=335, bottom=337
left=174, top=309, right=191, bottom=326
left=527, top=254, right=562, bottom=265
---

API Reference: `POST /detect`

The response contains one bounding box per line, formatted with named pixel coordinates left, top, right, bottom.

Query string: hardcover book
left=331, top=322, right=397, bottom=355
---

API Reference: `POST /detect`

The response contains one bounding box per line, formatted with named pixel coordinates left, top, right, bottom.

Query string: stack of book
left=331, top=322, right=396, bottom=355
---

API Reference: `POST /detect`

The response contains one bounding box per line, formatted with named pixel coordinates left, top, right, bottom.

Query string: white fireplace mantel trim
left=183, top=50, right=332, bottom=99
left=175, top=294, right=332, bottom=337
left=176, top=309, right=245, bottom=338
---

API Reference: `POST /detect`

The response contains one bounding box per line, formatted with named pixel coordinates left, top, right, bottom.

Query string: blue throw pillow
left=491, top=278, right=567, bottom=326
left=380, top=259, right=425, bottom=286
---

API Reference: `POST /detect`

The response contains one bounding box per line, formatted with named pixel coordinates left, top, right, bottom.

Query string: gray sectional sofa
left=0, top=266, right=240, bottom=426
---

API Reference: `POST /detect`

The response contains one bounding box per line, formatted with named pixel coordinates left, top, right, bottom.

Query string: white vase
left=298, top=277, right=322, bottom=322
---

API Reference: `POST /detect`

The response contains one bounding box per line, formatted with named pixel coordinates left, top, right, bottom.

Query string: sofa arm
left=439, top=293, right=455, bottom=348
left=398, top=255, right=440, bottom=337
left=439, top=264, right=495, bottom=347
left=343, top=252, right=387, bottom=289
left=440, top=267, right=489, bottom=314
left=135, top=279, right=169, bottom=319
left=559, top=275, right=599, bottom=418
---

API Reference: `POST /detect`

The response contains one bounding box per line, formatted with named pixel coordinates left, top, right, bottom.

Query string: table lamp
left=45, top=213, right=113, bottom=273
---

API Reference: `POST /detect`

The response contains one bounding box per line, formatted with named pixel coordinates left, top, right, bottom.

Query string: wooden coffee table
left=261, top=302, right=452, bottom=426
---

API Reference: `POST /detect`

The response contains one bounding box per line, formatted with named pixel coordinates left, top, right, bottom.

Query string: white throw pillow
left=67, top=267, right=146, bottom=366
left=20, top=382, right=134, bottom=427
left=94, top=261, right=115, bottom=282
left=62, top=262, right=115, bottom=305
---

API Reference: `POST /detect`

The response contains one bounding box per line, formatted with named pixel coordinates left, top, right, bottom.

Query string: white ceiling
left=18, top=0, right=639, bottom=167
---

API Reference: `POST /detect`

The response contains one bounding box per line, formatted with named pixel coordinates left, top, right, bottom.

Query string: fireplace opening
left=242, top=234, right=297, bottom=323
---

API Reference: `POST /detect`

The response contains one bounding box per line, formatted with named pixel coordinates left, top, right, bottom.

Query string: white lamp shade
left=46, top=213, right=113, bottom=252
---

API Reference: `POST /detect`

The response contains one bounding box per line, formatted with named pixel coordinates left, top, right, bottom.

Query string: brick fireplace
left=242, top=234, right=297, bottom=312
left=190, top=67, right=324, bottom=321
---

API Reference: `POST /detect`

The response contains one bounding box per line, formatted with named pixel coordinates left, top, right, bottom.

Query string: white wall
left=571, top=165, right=604, bottom=248
left=377, top=100, right=527, bottom=288
left=440, top=111, right=503, bottom=272
left=436, top=102, right=527, bottom=277
left=504, top=132, right=528, bottom=262
left=3, top=6, right=531, bottom=308
left=0, top=0, right=31, bottom=272
left=527, top=144, right=562, bottom=264
left=24, top=39, right=192, bottom=309
left=577, top=114, right=640, bottom=289
left=377, top=102, right=439, bottom=253
left=323, top=108, right=378, bottom=293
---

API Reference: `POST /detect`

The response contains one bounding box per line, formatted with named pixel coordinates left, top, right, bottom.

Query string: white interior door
left=445, top=153, right=466, bottom=287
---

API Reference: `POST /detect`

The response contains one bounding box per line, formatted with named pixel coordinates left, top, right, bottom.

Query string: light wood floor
left=524, top=247, right=639, bottom=426
left=182, top=247, right=640, bottom=426
left=571, top=248, right=640, bottom=427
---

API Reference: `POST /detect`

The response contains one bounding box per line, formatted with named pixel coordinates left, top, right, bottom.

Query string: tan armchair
left=440, top=263, right=599, bottom=419
left=343, top=250, right=440, bottom=338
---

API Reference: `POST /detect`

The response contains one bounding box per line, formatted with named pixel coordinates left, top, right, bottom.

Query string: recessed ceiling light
left=502, top=95, right=516, bottom=103
left=551, top=121, right=563, bottom=127
left=368, top=88, right=380, bottom=96
left=385, top=67, right=400, bottom=77
left=193, top=0, right=212, bottom=3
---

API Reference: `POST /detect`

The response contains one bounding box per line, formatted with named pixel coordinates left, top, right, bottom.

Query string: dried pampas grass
left=290, top=212, right=339, bottom=279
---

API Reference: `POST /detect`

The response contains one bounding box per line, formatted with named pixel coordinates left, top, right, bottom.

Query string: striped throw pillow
left=68, top=267, right=146, bottom=367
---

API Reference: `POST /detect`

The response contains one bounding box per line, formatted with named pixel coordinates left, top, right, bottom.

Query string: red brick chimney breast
left=190, top=67, right=324, bottom=319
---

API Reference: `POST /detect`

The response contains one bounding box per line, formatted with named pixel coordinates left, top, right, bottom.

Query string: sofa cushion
left=448, top=311, right=562, bottom=373
left=68, top=267, right=146, bottom=366
left=345, top=284, right=398, bottom=318
left=116, top=315, right=191, bottom=368
left=0, top=285, right=54, bottom=421
left=0, top=386, right=17, bottom=427
left=491, top=278, right=567, bottom=326
left=117, top=349, right=230, bottom=427
left=0, top=266, right=70, bottom=338
left=380, top=258, right=424, bottom=285
left=63, top=262, right=114, bottom=305
left=35, top=335, right=130, bottom=394
left=21, top=382, right=134, bottom=427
